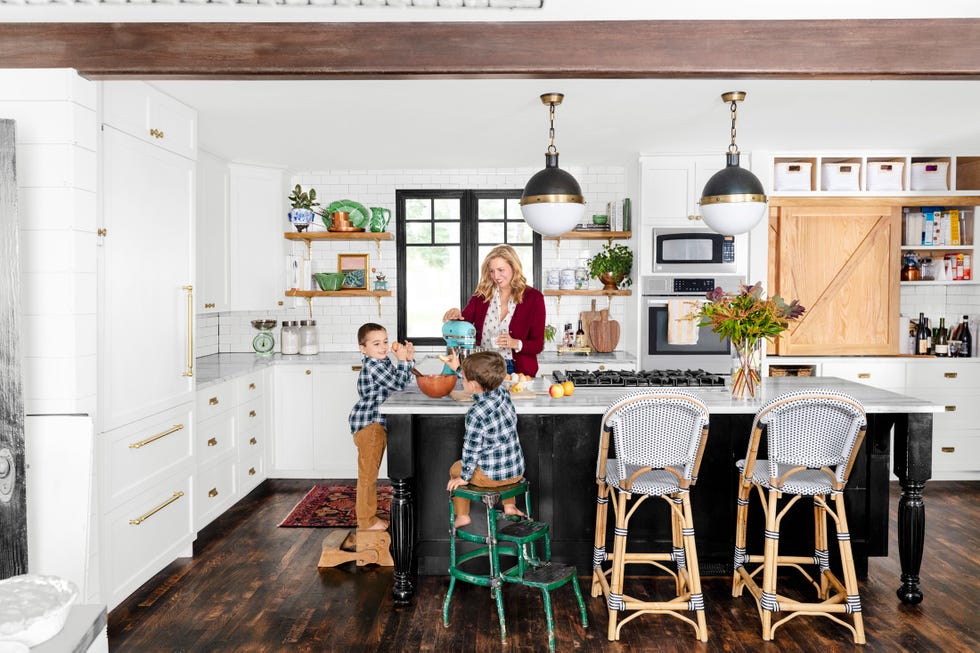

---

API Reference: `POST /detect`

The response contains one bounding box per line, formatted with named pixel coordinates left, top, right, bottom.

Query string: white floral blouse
left=480, top=286, right=516, bottom=361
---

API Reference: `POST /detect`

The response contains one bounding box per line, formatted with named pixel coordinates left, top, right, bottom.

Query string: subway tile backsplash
left=198, top=165, right=630, bottom=356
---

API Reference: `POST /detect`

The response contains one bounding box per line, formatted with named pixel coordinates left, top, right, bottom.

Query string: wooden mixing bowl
left=415, top=373, right=457, bottom=398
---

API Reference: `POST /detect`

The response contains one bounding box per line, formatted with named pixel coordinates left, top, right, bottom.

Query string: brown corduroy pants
left=448, top=460, right=522, bottom=519
left=353, top=422, right=387, bottom=530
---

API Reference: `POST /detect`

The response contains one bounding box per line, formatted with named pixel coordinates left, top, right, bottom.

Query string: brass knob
left=207, top=437, right=217, bottom=446
left=306, top=369, right=312, bottom=375
left=250, top=437, right=257, bottom=446
left=249, top=383, right=256, bottom=390
left=209, top=397, right=219, bottom=406
left=208, top=488, right=218, bottom=498
left=249, top=467, right=256, bottom=476
left=249, top=410, right=256, bottom=418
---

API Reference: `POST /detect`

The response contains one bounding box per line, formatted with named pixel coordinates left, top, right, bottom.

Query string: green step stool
left=442, top=479, right=588, bottom=651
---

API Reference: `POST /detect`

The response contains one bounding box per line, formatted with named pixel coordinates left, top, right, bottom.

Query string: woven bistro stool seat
left=442, top=479, right=587, bottom=651
left=591, top=390, right=711, bottom=642
left=732, top=389, right=868, bottom=644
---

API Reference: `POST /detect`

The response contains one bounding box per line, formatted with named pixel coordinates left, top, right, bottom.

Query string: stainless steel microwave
left=652, top=227, right=741, bottom=274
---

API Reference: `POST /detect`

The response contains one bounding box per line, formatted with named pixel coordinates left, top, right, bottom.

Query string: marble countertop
left=380, top=376, right=944, bottom=416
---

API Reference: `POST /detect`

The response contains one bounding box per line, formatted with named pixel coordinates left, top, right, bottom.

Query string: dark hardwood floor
left=109, top=480, right=980, bottom=652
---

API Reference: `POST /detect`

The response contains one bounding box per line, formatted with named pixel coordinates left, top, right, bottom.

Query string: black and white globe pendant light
left=699, top=91, right=768, bottom=236
left=520, top=93, right=586, bottom=236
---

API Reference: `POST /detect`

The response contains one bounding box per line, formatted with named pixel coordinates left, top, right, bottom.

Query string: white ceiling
left=151, top=78, right=980, bottom=172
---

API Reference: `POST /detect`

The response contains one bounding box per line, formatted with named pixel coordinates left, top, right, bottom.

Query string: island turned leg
left=389, top=476, right=415, bottom=603
left=894, top=412, right=933, bottom=605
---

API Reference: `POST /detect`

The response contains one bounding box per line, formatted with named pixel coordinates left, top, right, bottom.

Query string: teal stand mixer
left=441, top=320, right=477, bottom=374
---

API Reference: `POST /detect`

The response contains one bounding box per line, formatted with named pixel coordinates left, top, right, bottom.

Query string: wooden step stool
left=317, top=529, right=394, bottom=568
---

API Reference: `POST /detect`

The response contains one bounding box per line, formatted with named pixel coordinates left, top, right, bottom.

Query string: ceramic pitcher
left=369, top=207, right=391, bottom=232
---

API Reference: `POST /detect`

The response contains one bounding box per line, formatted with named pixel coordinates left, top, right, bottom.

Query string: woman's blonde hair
left=474, top=244, right=528, bottom=303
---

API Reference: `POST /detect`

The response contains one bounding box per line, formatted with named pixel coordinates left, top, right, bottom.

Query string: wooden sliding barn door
left=0, top=119, right=27, bottom=579
left=769, top=201, right=901, bottom=356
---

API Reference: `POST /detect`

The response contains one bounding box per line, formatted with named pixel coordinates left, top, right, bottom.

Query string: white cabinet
left=197, top=161, right=285, bottom=313
left=99, top=81, right=197, bottom=609
left=273, top=364, right=363, bottom=478
left=820, top=360, right=907, bottom=393
left=639, top=155, right=724, bottom=227
left=102, top=81, right=197, bottom=160
left=100, top=126, right=195, bottom=430
left=905, top=360, right=980, bottom=480
left=196, top=151, right=230, bottom=313
left=194, top=369, right=270, bottom=530
left=230, top=163, right=286, bottom=312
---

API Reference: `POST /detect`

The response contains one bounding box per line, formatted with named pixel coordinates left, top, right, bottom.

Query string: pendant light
left=699, top=91, right=768, bottom=236
left=520, top=93, right=586, bottom=236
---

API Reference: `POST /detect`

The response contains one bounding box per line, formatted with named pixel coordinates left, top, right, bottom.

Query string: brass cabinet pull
left=207, top=437, right=218, bottom=446
left=249, top=410, right=256, bottom=418
left=129, top=424, right=183, bottom=449
left=945, top=405, right=956, bottom=412
left=208, top=487, right=218, bottom=498
left=129, top=491, right=183, bottom=525
left=351, top=365, right=362, bottom=372
left=306, top=369, right=312, bottom=375
left=203, top=302, right=215, bottom=309
left=149, top=127, right=165, bottom=139
left=209, top=397, right=219, bottom=406
left=944, top=372, right=958, bottom=379
left=182, top=285, right=194, bottom=377
left=249, top=382, right=256, bottom=390
left=249, top=437, right=257, bottom=446
left=857, top=373, right=871, bottom=379
left=248, top=467, right=256, bottom=476
left=941, top=446, right=955, bottom=453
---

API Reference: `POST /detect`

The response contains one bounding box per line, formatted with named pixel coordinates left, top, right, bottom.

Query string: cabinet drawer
left=104, top=472, right=193, bottom=608
left=821, top=361, right=907, bottom=391
left=905, top=361, right=980, bottom=390
left=103, top=403, right=193, bottom=510
left=197, top=410, right=235, bottom=467
left=103, top=81, right=197, bottom=160
left=196, top=381, right=235, bottom=422
left=932, top=432, right=980, bottom=473
left=238, top=397, right=265, bottom=451
left=238, top=452, right=265, bottom=497
left=903, top=389, right=977, bottom=431
left=236, top=370, right=266, bottom=403
left=195, top=458, right=237, bottom=530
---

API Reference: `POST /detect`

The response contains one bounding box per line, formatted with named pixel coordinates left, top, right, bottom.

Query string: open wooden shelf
left=284, top=231, right=393, bottom=241
left=543, top=289, right=631, bottom=297
left=544, top=231, right=631, bottom=241
left=286, top=289, right=392, bottom=298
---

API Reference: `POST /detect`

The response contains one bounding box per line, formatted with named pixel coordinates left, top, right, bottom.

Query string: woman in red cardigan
left=442, top=244, right=546, bottom=377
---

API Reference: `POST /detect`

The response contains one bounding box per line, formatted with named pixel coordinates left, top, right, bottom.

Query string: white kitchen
left=2, top=6, right=980, bottom=651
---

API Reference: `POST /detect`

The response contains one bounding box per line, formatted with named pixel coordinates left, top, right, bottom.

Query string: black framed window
left=396, top=189, right=540, bottom=346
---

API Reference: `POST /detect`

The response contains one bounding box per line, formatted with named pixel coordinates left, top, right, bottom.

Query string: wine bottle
left=575, top=319, right=586, bottom=348
left=960, top=315, right=973, bottom=358
left=934, top=317, right=949, bottom=357
left=916, top=313, right=930, bottom=355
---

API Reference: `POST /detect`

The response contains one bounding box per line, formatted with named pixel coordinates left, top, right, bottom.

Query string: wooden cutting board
left=589, top=312, right=620, bottom=353
left=579, top=299, right=603, bottom=349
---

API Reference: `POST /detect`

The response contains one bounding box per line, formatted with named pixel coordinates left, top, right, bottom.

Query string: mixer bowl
left=416, top=373, right=457, bottom=398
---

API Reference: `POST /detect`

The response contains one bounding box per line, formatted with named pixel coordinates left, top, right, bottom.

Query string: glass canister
left=280, top=320, right=300, bottom=355
left=299, top=319, right=319, bottom=355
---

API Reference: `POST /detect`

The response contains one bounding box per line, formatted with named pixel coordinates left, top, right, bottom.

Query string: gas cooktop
left=551, top=369, right=727, bottom=388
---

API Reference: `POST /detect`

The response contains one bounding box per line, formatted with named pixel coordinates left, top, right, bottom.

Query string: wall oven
left=652, top=227, right=745, bottom=275
left=641, top=275, right=744, bottom=374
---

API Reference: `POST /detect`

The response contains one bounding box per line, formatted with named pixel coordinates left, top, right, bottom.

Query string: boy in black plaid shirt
left=348, top=322, right=415, bottom=531
left=445, top=351, right=526, bottom=528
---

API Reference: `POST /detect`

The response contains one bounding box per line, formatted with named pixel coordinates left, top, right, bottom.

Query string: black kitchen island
left=381, top=377, right=937, bottom=606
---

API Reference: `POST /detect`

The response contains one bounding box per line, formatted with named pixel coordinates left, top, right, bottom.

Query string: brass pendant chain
left=548, top=102, right=558, bottom=154
left=728, top=99, right=740, bottom=155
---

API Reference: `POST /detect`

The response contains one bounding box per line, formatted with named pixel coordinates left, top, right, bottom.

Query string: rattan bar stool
left=732, top=389, right=868, bottom=644
left=591, top=390, right=711, bottom=642
left=443, top=480, right=587, bottom=650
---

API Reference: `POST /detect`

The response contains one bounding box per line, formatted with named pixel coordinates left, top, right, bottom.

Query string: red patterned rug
left=278, top=483, right=392, bottom=528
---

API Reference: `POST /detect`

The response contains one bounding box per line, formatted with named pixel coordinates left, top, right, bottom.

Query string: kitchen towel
left=667, top=299, right=702, bottom=345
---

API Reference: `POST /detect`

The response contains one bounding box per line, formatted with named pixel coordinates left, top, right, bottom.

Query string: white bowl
left=0, top=575, right=78, bottom=647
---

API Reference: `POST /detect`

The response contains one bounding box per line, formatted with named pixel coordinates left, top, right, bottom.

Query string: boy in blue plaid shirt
left=445, top=351, right=526, bottom=528
left=349, top=322, right=415, bottom=531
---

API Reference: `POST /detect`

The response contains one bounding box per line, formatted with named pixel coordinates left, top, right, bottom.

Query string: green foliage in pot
left=288, top=184, right=320, bottom=211
left=544, top=324, right=557, bottom=343
left=587, top=243, right=634, bottom=288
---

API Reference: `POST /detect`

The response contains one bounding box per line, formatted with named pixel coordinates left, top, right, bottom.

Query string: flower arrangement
left=697, top=282, right=805, bottom=398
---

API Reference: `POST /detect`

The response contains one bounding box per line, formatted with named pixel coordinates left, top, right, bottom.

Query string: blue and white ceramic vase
left=288, top=208, right=314, bottom=232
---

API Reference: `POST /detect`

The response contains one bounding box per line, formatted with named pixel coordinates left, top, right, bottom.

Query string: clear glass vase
left=730, top=338, right=763, bottom=400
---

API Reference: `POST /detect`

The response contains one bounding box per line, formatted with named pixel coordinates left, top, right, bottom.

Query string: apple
left=549, top=383, right=565, bottom=398
left=562, top=380, right=575, bottom=396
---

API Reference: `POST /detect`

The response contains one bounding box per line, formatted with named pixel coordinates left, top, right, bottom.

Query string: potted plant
left=696, top=281, right=805, bottom=399
left=287, top=184, right=320, bottom=231
left=587, top=243, right=634, bottom=289
left=544, top=324, right=557, bottom=349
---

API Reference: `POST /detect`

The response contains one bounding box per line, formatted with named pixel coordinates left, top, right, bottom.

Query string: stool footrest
left=520, top=562, right=578, bottom=588
left=497, top=519, right=549, bottom=543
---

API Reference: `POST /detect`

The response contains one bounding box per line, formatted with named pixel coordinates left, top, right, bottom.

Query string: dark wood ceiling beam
left=1, top=19, right=978, bottom=79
